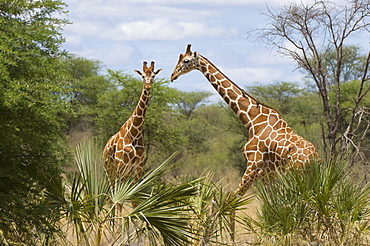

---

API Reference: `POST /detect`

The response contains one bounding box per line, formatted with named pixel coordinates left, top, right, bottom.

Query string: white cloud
left=64, top=35, right=82, bottom=47
left=70, top=44, right=135, bottom=67
left=65, top=0, right=279, bottom=8
left=61, top=0, right=314, bottom=93
left=222, top=67, right=280, bottom=85
left=115, top=18, right=237, bottom=41
left=63, top=0, right=240, bottom=43
left=120, top=0, right=314, bottom=7
left=63, top=20, right=107, bottom=37
left=222, top=63, right=304, bottom=85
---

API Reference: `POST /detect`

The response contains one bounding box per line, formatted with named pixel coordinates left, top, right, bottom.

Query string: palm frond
left=113, top=152, right=198, bottom=246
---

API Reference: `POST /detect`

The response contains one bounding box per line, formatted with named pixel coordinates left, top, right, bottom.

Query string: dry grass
left=233, top=193, right=261, bottom=246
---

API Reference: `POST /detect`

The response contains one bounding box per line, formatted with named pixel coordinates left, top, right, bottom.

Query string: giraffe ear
left=193, top=51, right=198, bottom=58
left=134, top=70, right=142, bottom=76
left=155, top=69, right=162, bottom=75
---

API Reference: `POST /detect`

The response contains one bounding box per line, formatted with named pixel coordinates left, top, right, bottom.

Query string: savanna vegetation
left=1, top=0, right=370, bottom=245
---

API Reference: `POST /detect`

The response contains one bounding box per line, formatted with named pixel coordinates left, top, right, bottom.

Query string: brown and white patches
left=170, top=44, right=320, bottom=197
left=103, top=61, right=161, bottom=185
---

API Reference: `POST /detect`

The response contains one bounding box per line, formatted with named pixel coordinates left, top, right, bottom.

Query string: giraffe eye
left=183, top=59, right=190, bottom=64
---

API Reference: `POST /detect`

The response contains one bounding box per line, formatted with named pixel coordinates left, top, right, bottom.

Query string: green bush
left=244, top=157, right=370, bottom=245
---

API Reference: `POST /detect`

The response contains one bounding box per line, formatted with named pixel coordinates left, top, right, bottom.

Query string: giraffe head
left=134, top=61, right=162, bottom=89
left=170, top=44, right=199, bottom=81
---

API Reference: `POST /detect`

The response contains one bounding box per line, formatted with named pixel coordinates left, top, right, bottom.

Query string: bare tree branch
left=258, top=0, right=370, bottom=159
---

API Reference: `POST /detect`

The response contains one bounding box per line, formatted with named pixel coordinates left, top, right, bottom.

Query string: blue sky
left=61, top=0, right=369, bottom=101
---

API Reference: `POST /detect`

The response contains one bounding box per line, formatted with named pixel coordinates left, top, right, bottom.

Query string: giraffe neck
left=196, top=55, right=264, bottom=128
left=126, top=86, right=151, bottom=133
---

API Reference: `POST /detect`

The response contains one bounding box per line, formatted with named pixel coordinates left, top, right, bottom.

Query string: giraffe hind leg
left=235, top=161, right=266, bottom=196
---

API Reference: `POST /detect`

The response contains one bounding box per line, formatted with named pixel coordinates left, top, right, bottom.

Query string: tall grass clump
left=175, top=173, right=253, bottom=245
left=46, top=139, right=201, bottom=246
left=243, top=157, right=370, bottom=245
left=45, top=139, right=254, bottom=245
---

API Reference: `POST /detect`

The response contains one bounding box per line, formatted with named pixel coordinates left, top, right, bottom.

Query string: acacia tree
left=260, top=0, right=370, bottom=158
left=175, top=91, right=213, bottom=117
left=246, top=81, right=302, bottom=115
left=64, top=56, right=109, bottom=139
left=0, top=0, right=71, bottom=244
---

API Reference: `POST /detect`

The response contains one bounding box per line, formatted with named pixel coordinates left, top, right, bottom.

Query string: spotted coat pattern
left=171, top=44, right=320, bottom=196
left=103, top=61, right=162, bottom=184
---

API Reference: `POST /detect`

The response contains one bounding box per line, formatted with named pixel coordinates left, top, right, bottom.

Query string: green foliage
left=0, top=0, right=69, bottom=82
left=121, top=172, right=198, bottom=246
left=302, top=45, right=368, bottom=87
left=185, top=173, right=253, bottom=245
left=0, top=1, right=72, bottom=244
left=319, top=45, right=367, bottom=84
left=47, top=139, right=205, bottom=245
left=44, top=139, right=255, bottom=245
left=94, top=70, right=174, bottom=138
left=143, top=79, right=185, bottom=162
left=182, top=115, right=212, bottom=153
left=246, top=81, right=302, bottom=115
left=326, top=80, right=370, bottom=155
left=175, top=90, right=213, bottom=117
left=329, top=80, right=370, bottom=117
left=94, top=69, right=141, bottom=138
left=284, top=93, right=323, bottom=149
left=63, top=56, right=110, bottom=141
left=244, top=158, right=370, bottom=245
left=170, top=104, right=245, bottom=185
left=93, top=69, right=185, bottom=166
left=65, top=56, right=107, bottom=108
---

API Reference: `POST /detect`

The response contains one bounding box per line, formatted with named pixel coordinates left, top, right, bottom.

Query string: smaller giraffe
left=103, top=61, right=162, bottom=185
left=171, top=44, right=320, bottom=197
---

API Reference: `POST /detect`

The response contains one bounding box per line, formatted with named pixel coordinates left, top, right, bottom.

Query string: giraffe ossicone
left=171, top=44, right=320, bottom=196
left=103, top=61, right=162, bottom=186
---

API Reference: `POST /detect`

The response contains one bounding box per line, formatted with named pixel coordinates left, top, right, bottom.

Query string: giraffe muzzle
left=170, top=73, right=178, bottom=82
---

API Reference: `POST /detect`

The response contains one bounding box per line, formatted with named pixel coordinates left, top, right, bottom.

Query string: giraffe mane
left=200, top=54, right=283, bottom=115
